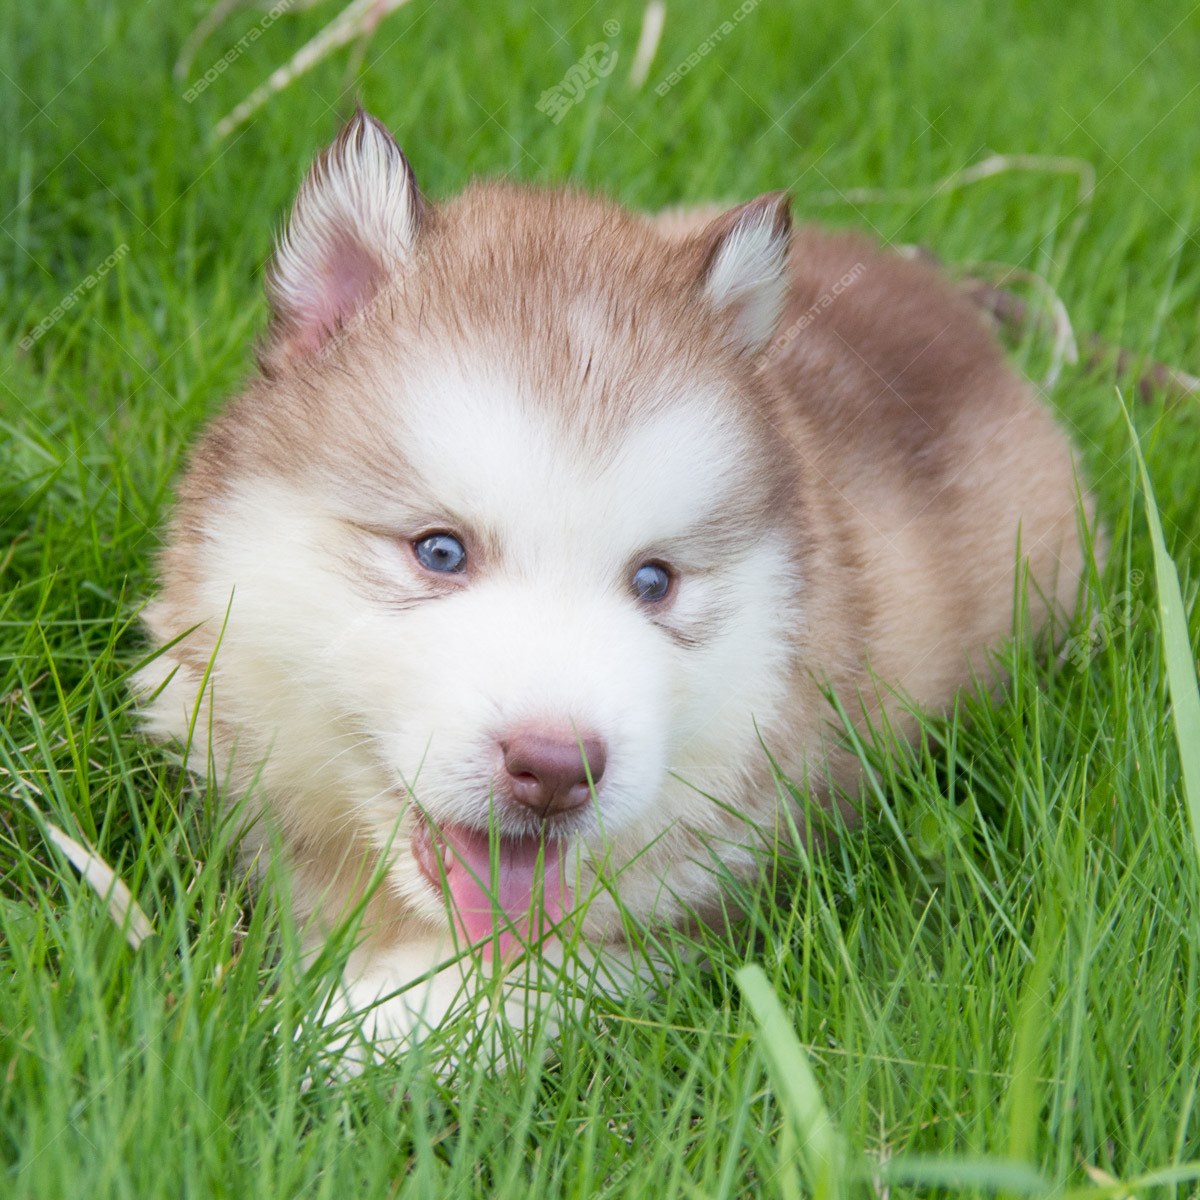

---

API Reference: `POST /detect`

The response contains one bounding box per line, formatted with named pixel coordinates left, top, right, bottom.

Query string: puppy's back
left=765, top=226, right=1091, bottom=751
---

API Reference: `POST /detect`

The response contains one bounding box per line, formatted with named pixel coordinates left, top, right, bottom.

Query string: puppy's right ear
left=698, top=192, right=791, bottom=356
left=264, top=109, right=422, bottom=363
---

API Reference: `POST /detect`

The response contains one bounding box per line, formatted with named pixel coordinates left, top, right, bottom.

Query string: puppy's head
left=146, top=112, right=806, bottom=943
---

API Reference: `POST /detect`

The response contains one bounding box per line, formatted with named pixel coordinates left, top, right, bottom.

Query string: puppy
left=139, top=110, right=1091, bottom=1061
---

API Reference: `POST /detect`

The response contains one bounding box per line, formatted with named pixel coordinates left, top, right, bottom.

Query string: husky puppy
left=139, top=110, right=1090, bottom=1059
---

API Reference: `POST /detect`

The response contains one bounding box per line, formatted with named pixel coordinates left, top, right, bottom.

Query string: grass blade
left=736, top=963, right=846, bottom=1200
left=877, top=1155, right=1050, bottom=1194
left=1124, top=404, right=1200, bottom=866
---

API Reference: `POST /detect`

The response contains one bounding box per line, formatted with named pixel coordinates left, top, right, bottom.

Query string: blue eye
left=413, top=533, right=466, bottom=574
left=632, top=562, right=672, bottom=602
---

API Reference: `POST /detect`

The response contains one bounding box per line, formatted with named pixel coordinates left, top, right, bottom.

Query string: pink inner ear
left=288, top=231, right=385, bottom=355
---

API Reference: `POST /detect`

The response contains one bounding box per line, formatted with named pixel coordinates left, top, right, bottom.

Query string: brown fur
left=647, top=206, right=1089, bottom=803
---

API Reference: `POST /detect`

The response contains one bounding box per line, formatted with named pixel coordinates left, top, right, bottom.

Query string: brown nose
left=500, top=732, right=606, bottom=818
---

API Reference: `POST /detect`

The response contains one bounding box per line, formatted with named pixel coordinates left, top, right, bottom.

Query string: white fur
left=137, top=116, right=820, bottom=1062
left=143, top=354, right=801, bottom=1057
left=142, top=124, right=1092, bottom=1067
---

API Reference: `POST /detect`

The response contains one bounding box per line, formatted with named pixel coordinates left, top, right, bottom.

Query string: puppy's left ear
left=699, top=192, right=792, bottom=355
left=264, top=108, right=422, bottom=363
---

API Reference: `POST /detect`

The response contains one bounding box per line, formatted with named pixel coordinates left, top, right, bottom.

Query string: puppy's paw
left=301, top=935, right=575, bottom=1080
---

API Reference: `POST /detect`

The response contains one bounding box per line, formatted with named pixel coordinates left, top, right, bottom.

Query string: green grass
left=4, top=0, right=1200, bottom=1195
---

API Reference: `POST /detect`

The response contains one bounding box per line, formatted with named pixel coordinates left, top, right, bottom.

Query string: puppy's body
left=141, top=113, right=1089, bottom=1056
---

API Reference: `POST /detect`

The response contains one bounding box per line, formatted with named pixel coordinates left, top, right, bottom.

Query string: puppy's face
left=150, top=113, right=804, bottom=938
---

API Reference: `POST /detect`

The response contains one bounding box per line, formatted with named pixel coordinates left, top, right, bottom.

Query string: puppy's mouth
left=411, top=816, right=571, bottom=958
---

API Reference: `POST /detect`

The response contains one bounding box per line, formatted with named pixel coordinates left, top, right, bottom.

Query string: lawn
left=3, top=1, right=1200, bottom=1196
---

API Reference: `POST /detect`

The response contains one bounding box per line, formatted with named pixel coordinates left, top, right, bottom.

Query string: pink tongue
left=439, top=824, right=570, bottom=958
